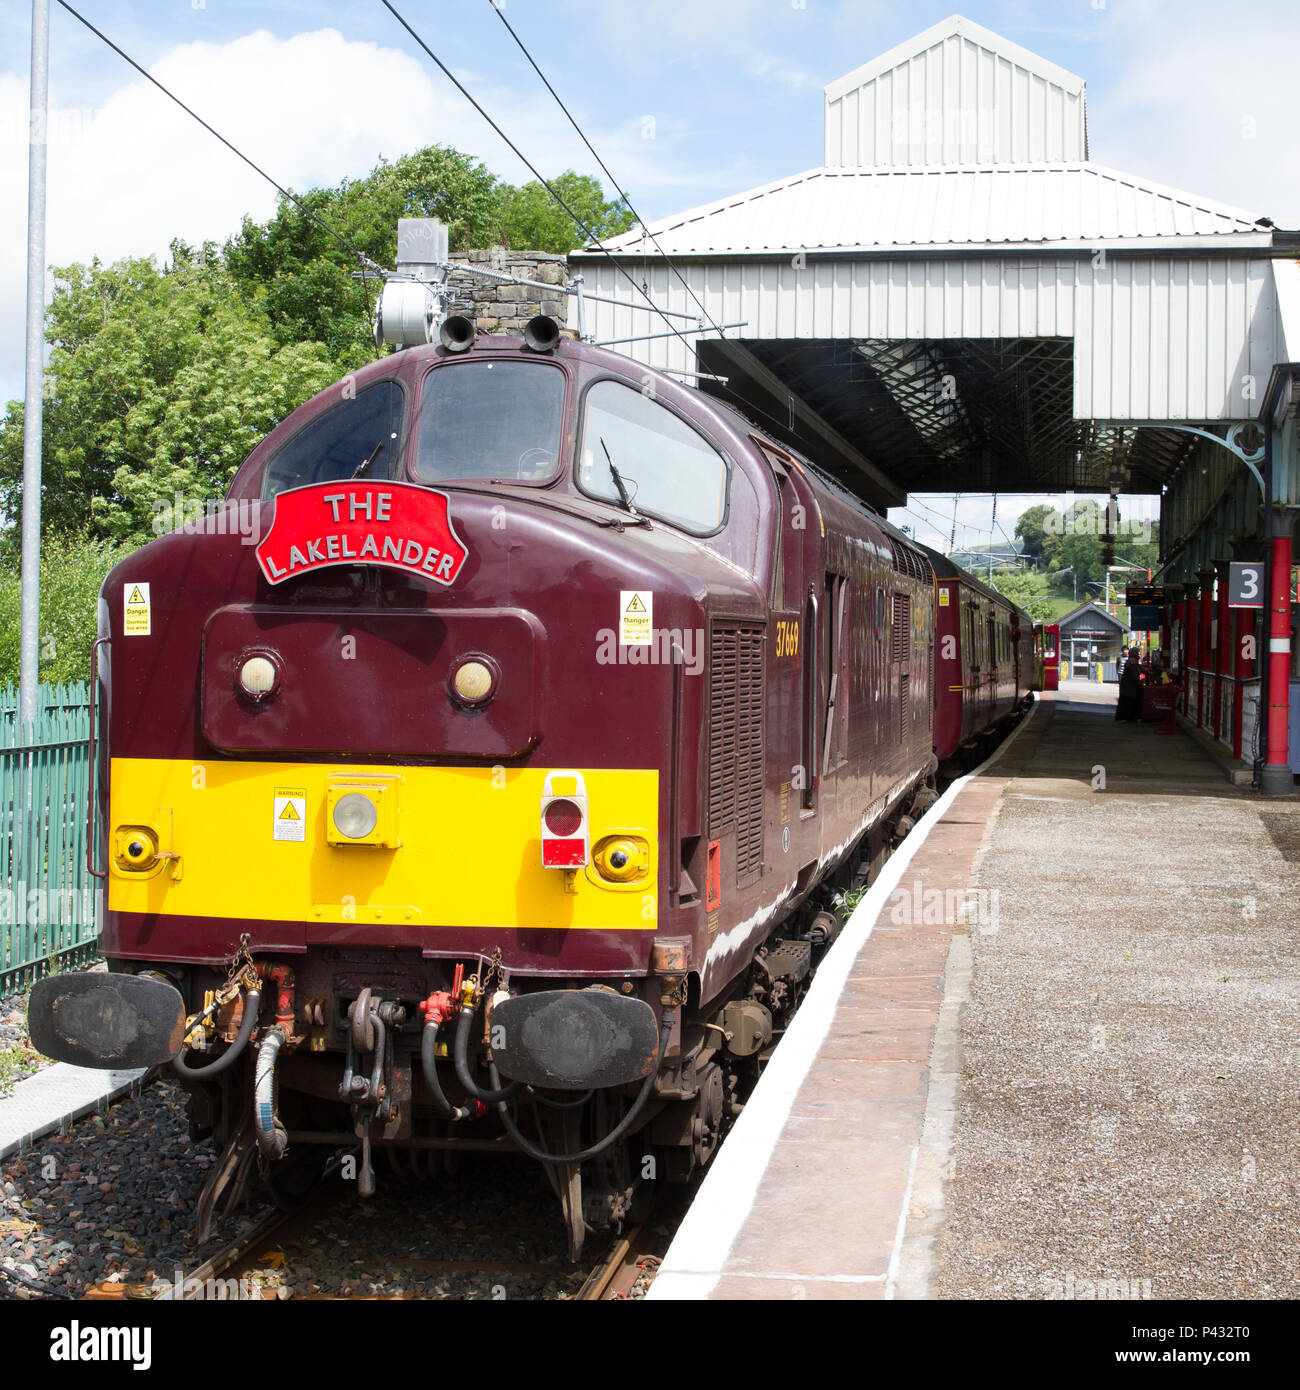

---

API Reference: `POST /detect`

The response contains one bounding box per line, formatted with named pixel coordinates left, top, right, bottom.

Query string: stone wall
left=446, top=249, right=573, bottom=338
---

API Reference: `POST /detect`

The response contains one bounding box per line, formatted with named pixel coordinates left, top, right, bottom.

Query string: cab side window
left=261, top=382, right=404, bottom=499
left=578, top=380, right=729, bottom=533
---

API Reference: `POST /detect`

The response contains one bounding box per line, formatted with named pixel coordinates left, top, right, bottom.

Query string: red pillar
left=1190, top=586, right=1201, bottom=717
left=1197, top=571, right=1215, bottom=728
left=1261, top=528, right=1294, bottom=794
left=1214, top=560, right=1232, bottom=744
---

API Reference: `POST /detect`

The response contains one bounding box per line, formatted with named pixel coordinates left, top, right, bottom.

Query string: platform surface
left=651, top=684, right=1300, bottom=1299
left=0, top=1062, right=148, bottom=1161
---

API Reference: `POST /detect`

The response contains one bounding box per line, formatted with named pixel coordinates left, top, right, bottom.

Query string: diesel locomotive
left=30, top=317, right=1032, bottom=1255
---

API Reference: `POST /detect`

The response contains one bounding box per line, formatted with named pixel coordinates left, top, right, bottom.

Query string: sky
left=2, top=0, right=1296, bottom=544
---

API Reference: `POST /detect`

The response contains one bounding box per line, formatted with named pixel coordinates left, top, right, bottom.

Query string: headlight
left=450, top=656, right=497, bottom=706
left=332, top=792, right=379, bottom=840
left=238, top=654, right=278, bottom=699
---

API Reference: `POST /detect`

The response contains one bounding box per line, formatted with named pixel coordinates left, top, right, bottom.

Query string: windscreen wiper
left=352, top=442, right=384, bottom=479
left=601, top=438, right=639, bottom=518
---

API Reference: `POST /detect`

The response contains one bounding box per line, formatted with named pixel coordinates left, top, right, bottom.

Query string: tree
left=496, top=172, right=635, bottom=253
left=0, top=250, right=342, bottom=550
left=990, top=568, right=1056, bottom=619
left=1014, top=504, right=1058, bottom=564
left=0, top=532, right=128, bottom=684
left=0, top=143, right=633, bottom=551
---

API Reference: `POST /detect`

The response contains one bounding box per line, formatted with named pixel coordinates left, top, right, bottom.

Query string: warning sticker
left=620, top=590, right=653, bottom=646
left=938, top=588, right=950, bottom=607
left=273, top=788, right=307, bottom=843
left=123, top=582, right=151, bottom=636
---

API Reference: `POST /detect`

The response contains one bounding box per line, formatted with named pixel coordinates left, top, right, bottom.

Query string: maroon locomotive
left=30, top=317, right=1027, bottom=1253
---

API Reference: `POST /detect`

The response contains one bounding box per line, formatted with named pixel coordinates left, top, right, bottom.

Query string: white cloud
left=0, top=26, right=719, bottom=402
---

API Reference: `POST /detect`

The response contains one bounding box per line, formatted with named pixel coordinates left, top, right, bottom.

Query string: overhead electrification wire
left=486, top=0, right=727, bottom=340
left=55, top=0, right=385, bottom=276
left=379, top=0, right=703, bottom=357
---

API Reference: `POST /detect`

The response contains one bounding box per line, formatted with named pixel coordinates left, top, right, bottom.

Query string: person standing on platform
left=1115, top=646, right=1142, bottom=722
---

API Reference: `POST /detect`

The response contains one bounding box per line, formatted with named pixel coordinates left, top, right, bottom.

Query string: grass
left=0, top=1041, right=44, bottom=1099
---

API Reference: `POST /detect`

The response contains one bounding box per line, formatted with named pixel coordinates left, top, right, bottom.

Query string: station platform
left=0, top=1062, right=148, bottom=1163
left=651, top=683, right=1300, bottom=1300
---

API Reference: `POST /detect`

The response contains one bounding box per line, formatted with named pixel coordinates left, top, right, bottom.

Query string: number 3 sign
left=1228, top=562, right=1264, bottom=608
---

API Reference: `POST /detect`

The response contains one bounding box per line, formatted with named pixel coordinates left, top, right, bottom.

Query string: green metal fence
left=1, top=682, right=99, bottom=993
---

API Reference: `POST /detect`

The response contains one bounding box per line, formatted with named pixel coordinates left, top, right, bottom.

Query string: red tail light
left=541, top=772, right=589, bottom=868
left=543, top=799, right=583, bottom=836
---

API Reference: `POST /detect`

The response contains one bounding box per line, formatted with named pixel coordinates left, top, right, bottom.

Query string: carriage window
left=415, top=360, right=565, bottom=484
left=578, top=381, right=728, bottom=533
left=261, top=382, right=404, bottom=499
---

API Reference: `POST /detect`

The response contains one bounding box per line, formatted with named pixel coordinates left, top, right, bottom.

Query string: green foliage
left=0, top=531, right=129, bottom=684
left=989, top=568, right=1057, bottom=619
left=222, top=149, right=628, bottom=353
left=1014, top=504, right=1057, bottom=564
left=0, top=252, right=341, bottom=549
left=496, top=172, right=635, bottom=253
left=1010, top=500, right=1160, bottom=604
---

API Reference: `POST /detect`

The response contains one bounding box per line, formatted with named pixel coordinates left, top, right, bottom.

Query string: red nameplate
left=255, top=481, right=468, bottom=587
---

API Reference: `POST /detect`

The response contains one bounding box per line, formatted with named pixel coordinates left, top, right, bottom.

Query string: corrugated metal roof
left=591, top=164, right=1269, bottom=257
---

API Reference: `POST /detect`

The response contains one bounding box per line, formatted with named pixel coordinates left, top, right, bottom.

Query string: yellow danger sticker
left=620, top=590, right=653, bottom=646
left=938, top=588, right=950, bottom=606
left=123, top=582, right=151, bottom=636
left=273, top=788, right=307, bottom=843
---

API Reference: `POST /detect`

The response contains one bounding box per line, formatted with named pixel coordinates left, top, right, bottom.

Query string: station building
left=570, top=13, right=1300, bottom=791
left=1055, top=602, right=1131, bottom=682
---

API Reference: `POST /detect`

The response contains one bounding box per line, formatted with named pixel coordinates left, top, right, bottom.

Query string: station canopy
left=572, top=15, right=1294, bottom=512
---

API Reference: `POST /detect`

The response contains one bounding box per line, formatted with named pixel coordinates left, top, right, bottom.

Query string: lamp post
left=19, top=0, right=49, bottom=728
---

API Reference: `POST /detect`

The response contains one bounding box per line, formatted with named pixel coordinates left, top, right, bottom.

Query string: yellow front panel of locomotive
left=107, top=759, right=658, bottom=930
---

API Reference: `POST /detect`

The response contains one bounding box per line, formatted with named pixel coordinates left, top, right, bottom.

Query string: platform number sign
left=1228, top=562, right=1264, bottom=608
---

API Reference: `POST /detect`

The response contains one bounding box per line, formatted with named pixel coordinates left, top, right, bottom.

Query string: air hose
left=453, top=1006, right=522, bottom=1103
left=487, top=1012, right=674, bottom=1164
left=172, top=987, right=261, bottom=1078
left=420, top=1021, right=473, bottom=1122
left=253, top=1025, right=289, bottom=1160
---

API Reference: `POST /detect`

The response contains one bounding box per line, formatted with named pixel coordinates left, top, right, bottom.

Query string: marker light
left=451, top=658, right=495, bottom=705
left=541, top=771, right=589, bottom=869
left=333, top=792, right=379, bottom=840
left=238, top=654, right=278, bottom=699
left=543, top=799, right=583, bottom=836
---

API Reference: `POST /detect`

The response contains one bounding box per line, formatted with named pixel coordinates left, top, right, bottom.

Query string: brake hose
left=173, top=988, right=261, bottom=1078
left=453, top=1006, right=522, bottom=1103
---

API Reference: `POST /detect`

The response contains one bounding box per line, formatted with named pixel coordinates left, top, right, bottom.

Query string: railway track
left=81, top=1165, right=672, bottom=1301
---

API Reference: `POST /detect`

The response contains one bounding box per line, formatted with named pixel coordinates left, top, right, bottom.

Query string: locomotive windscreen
left=415, top=359, right=565, bottom=483
left=261, top=381, right=404, bottom=498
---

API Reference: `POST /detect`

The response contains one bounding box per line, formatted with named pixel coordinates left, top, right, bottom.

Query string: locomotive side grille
left=899, top=673, right=910, bottom=740
left=892, top=594, right=911, bottom=663
left=708, top=622, right=765, bottom=886
left=708, top=629, right=739, bottom=833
